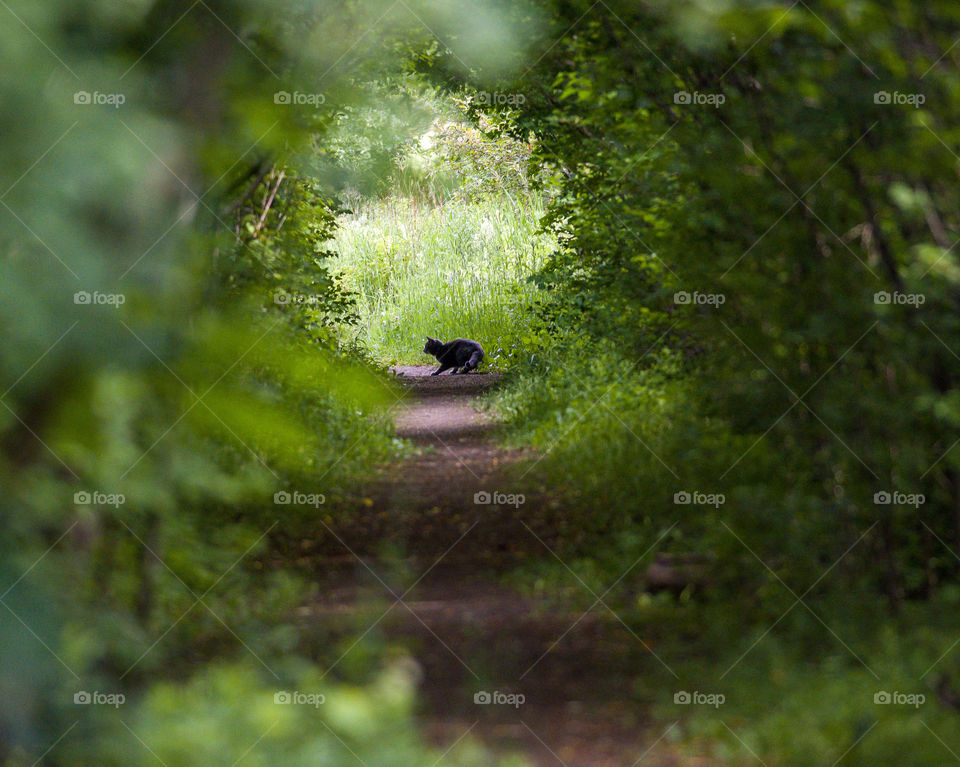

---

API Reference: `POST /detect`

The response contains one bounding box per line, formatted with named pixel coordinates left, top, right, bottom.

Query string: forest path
left=300, top=366, right=695, bottom=767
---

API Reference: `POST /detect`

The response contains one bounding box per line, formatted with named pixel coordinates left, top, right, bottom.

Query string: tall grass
left=332, top=193, right=552, bottom=367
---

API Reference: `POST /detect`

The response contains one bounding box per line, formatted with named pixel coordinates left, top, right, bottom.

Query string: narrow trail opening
left=295, top=367, right=685, bottom=767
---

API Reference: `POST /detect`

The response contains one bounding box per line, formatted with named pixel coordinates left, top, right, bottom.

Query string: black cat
left=422, top=337, right=484, bottom=375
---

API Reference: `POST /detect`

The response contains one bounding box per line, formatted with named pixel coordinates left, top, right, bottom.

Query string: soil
left=296, top=366, right=702, bottom=766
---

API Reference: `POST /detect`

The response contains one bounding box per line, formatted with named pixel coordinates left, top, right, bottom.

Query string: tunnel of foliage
left=453, top=2, right=960, bottom=761
left=3, top=0, right=960, bottom=765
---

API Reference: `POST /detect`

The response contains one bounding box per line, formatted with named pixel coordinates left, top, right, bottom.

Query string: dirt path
left=301, top=366, right=692, bottom=767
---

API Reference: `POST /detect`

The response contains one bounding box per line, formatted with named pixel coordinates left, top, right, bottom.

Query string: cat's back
left=451, top=338, right=483, bottom=352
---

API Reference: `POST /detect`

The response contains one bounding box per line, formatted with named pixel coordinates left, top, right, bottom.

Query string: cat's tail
left=463, top=349, right=483, bottom=373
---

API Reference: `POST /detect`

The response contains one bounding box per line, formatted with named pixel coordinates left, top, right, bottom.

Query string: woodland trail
left=297, top=367, right=698, bottom=767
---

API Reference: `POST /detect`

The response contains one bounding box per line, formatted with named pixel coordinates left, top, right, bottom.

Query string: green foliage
left=332, top=99, right=553, bottom=366
left=395, top=109, right=536, bottom=203
left=0, top=1, right=530, bottom=765
left=446, top=0, right=960, bottom=761
left=46, top=661, right=504, bottom=767
left=8, top=0, right=960, bottom=763
left=478, top=0, right=960, bottom=603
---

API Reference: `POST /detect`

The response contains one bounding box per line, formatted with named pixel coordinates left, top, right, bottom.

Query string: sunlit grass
left=332, top=194, right=553, bottom=367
